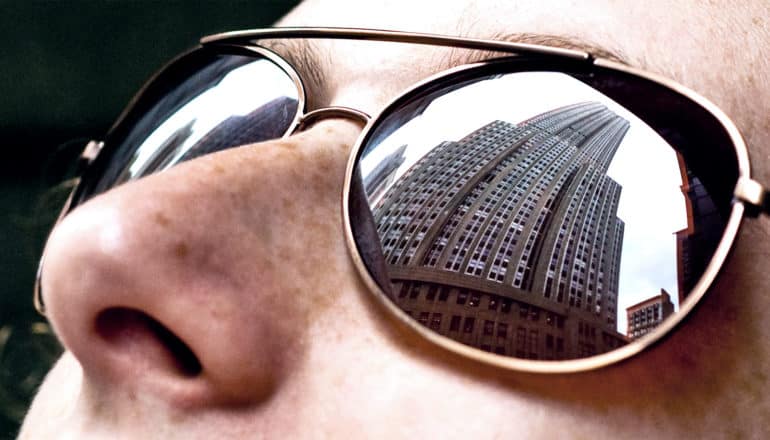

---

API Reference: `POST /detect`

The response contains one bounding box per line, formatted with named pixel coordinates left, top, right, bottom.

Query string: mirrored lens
left=79, top=47, right=301, bottom=203
left=350, top=67, right=734, bottom=362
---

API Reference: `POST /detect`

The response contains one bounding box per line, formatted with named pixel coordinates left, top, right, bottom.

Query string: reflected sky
left=361, top=72, right=686, bottom=334
left=128, top=59, right=297, bottom=178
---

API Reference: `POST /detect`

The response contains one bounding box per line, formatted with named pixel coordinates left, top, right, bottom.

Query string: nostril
left=95, top=308, right=202, bottom=377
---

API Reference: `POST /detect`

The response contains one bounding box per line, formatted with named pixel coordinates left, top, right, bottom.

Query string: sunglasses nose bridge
left=293, top=106, right=371, bottom=133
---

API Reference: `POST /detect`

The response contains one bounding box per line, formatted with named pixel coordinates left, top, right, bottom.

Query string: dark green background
left=0, top=1, right=299, bottom=437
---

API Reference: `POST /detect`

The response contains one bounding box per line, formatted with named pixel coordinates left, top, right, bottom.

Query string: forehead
left=276, top=0, right=764, bottom=85
left=277, top=0, right=769, bottom=177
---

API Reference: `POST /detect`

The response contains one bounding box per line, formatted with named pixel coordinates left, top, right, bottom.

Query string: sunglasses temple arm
left=735, top=177, right=770, bottom=217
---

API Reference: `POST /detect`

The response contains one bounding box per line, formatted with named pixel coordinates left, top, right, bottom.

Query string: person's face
left=20, top=0, right=770, bottom=438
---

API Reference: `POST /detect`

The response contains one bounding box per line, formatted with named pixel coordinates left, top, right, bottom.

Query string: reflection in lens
left=118, top=58, right=298, bottom=182
left=355, top=71, right=726, bottom=361
left=86, top=50, right=300, bottom=199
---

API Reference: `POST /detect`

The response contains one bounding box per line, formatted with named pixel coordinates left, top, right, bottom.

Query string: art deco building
left=372, top=102, right=631, bottom=360
left=626, top=289, right=675, bottom=339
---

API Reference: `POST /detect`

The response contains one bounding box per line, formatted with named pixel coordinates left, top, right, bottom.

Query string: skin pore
left=20, top=0, right=770, bottom=438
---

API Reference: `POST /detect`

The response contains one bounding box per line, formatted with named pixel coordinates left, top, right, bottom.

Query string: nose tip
left=39, top=169, right=292, bottom=407
left=39, top=120, right=362, bottom=408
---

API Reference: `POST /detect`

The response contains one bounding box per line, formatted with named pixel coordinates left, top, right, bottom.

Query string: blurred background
left=0, top=1, right=298, bottom=437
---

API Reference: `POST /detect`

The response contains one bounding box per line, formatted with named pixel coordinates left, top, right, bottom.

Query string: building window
left=484, top=320, right=494, bottom=336
left=426, top=285, right=438, bottom=301
left=497, top=323, right=508, bottom=339
left=463, top=317, right=475, bottom=333
left=430, top=313, right=442, bottom=330
left=450, top=315, right=461, bottom=332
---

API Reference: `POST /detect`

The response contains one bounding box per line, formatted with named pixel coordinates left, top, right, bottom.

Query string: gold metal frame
left=35, top=27, right=769, bottom=374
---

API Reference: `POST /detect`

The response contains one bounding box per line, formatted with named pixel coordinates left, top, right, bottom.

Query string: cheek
left=19, top=352, right=84, bottom=438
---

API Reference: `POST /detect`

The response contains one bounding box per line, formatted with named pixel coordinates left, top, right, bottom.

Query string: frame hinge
left=735, top=176, right=770, bottom=217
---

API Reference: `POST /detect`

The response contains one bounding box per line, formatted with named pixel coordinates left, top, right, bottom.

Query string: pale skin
left=20, top=0, right=770, bottom=438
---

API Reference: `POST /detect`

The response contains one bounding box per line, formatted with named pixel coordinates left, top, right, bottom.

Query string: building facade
left=626, top=289, right=675, bottom=339
left=372, top=102, right=632, bottom=360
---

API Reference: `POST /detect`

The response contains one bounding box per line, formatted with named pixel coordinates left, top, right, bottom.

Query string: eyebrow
left=260, top=38, right=328, bottom=107
left=438, top=32, right=630, bottom=71
left=260, top=31, right=630, bottom=103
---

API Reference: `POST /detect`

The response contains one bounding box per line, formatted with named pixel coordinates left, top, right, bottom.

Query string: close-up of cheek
left=31, top=120, right=364, bottom=417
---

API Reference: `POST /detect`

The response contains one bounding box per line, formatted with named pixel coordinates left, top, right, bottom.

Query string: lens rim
left=342, top=54, right=749, bottom=373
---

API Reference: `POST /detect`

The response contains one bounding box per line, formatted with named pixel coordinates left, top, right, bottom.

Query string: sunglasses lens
left=349, top=62, right=737, bottom=364
left=78, top=47, right=300, bottom=203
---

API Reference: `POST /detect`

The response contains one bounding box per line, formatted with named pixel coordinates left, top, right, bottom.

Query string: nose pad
left=39, top=120, right=363, bottom=407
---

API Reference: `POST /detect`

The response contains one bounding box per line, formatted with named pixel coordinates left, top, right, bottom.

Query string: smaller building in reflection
left=626, top=289, right=674, bottom=339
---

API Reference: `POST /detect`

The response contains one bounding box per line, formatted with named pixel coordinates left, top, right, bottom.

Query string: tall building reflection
left=371, top=102, right=631, bottom=360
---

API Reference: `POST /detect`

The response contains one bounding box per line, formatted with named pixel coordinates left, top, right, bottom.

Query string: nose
left=40, top=120, right=362, bottom=407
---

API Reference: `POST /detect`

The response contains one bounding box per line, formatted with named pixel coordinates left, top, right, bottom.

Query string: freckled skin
left=20, top=0, right=770, bottom=438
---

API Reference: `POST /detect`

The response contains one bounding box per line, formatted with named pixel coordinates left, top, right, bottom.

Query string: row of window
left=396, top=282, right=569, bottom=330
left=405, top=309, right=568, bottom=359
left=379, top=122, right=530, bottom=267
left=378, top=104, right=627, bottom=325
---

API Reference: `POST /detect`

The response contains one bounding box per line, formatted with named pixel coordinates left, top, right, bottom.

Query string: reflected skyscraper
left=372, top=102, right=631, bottom=360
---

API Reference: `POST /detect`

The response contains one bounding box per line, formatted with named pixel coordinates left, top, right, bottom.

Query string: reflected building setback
left=116, top=95, right=298, bottom=186
left=626, top=289, right=674, bottom=339
left=176, top=95, right=298, bottom=162
left=674, top=153, right=725, bottom=305
left=118, top=119, right=195, bottom=182
left=365, top=144, right=407, bottom=202
left=373, top=102, right=632, bottom=360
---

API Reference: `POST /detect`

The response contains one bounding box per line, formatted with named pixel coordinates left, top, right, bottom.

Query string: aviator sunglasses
left=34, top=28, right=770, bottom=373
